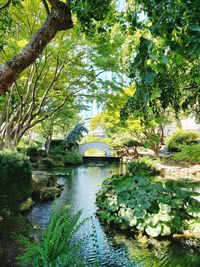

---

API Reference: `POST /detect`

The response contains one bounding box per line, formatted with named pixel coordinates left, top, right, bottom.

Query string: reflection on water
left=27, top=164, right=200, bottom=267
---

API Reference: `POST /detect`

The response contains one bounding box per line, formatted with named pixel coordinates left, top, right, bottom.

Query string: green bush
left=167, top=130, right=200, bottom=152
left=0, top=151, right=33, bottom=214
left=123, top=139, right=143, bottom=148
left=49, top=146, right=65, bottom=156
left=96, top=173, right=200, bottom=237
left=17, top=206, right=85, bottom=267
left=171, top=144, right=200, bottom=164
left=41, top=150, right=83, bottom=167
left=126, top=158, right=159, bottom=175
left=48, top=140, right=67, bottom=151
left=63, top=150, right=83, bottom=165
left=18, top=146, right=40, bottom=163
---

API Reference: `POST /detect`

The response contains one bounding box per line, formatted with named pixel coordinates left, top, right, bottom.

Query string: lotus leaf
left=96, top=172, right=200, bottom=238
left=159, top=203, right=171, bottom=213
left=161, top=224, right=171, bottom=236
left=136, top=223, right=145, bottom=231
left=134, top=207, right=147, bottom=219
left=129, top=217, right=137, bottom=226
left=145, top=225, right=162, bottom=237
left=186, top=200, right=200, bottom=218
left=138, top=177, right=150, bottom=187
left=148, top=214, right=160, bottom=226
left=159, top=212, right=171, bottom=222
left=136, top=196, right=149, bottom=205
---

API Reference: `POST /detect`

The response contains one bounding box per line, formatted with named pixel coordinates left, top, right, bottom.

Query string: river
left=27, top=164, right=200, bottom=267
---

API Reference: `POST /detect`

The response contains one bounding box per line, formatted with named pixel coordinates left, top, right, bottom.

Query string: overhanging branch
left=0, top=0, right=73, bottom=94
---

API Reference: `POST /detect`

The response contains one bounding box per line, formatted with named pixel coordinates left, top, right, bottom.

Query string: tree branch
left=0, top=0, right=73, bottom=94
left=42, top=0, right=50, bottom=15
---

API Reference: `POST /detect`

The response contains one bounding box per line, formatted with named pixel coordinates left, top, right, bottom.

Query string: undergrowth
left=17, top=206, right=86, bottom=267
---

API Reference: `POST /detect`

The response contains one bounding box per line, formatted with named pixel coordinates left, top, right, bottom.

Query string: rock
left=156, top=163, right=200, bottom=181
left=20, top=198, right=34, bottom=212
left=39, top=186, right=62, bottom=200
left=32, top=171, right=63, bottom=201
left=32, top=171, right=57, bottom=188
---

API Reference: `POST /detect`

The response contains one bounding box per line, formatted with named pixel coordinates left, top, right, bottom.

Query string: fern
left=17, top=206, right=86, bottom=267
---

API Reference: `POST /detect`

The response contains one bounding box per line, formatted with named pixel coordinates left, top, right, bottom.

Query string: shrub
left=17, top=206, right=86, bottom=267
left=171, top=144, right=200, bottom=164
left=0, top=151, right=33, bottom=214
left=63, top=150, right=83, bottom=165
left=25, top=146, right=39, bottom=158
left=18, top=146, right=40, bottom=163
left=126, top=158, right=159, bottom=175
left=167, top=130, right=200, bottom=152
left=49, top=146, right=65, bottom=155
left=96, top=173, right=200, bottom=237
left=41, top=150, right=83, bottom=167
left=123, top=139, right=143, bottom=148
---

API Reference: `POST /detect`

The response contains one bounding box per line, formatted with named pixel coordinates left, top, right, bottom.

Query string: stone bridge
left=79, top=142, right=112, bottom=156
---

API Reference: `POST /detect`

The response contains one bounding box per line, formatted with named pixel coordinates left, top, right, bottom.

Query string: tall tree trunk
left=0, top=1, right=73, bottom=94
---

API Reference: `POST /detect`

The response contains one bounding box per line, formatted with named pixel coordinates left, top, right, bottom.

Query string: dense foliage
left=63, top=150, right=83, bottom=165
left=126, top=158, right=159, bottom=176
left=65, top=124, right=88, bottom=150
left=167, top=130, right=200, bottom=152
left=171, top=144, right=200, bottom=164
left=0, top=151, right=32, bottom=214
left=17, top=206, right=85, bottom=267
left=44, top=148, right=83, bottom=167
left=18, top=146, right=40, bottom=163
left=96, top=165, right=200, bottom=237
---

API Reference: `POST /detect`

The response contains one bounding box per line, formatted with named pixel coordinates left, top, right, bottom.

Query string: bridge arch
left=79, top=142, right=112, bottom=156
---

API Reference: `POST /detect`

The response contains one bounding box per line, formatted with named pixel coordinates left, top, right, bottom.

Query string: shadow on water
left=27, top=164, right=200, bottom=267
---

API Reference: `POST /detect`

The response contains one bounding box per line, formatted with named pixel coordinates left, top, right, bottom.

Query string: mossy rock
left=39, top=187, right=62, bottom=200
left=32, top=171, right=57, bottom=188
left=20, top=198, right=34, bottom=212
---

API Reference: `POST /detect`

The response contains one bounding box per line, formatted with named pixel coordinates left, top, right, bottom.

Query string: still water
left=27, top=164, right=200, bottom=267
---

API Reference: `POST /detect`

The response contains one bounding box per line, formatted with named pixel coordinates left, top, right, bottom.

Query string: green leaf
left=149, top=51, right=157, bottom=59
left=151, top=87, right=161, bottom=99
left=161, top=224, right=171, bottom=236
left=145, top=225, right=162, bottom=237
left=194, top=75, right=200, bottom=83
left=143, top=69, right=156, bottom=84
left=160, top=55, right=168, bottom=64
left=186, top=200, right=200, bottom=218
left=189, top=25, right=200, bottom=32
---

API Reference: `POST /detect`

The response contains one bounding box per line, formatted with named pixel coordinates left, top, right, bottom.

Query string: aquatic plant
left=96, top=173, right=200, bottom=237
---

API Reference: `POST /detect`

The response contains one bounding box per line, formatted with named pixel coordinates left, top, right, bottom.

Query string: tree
left=90, top=84, right=171, bottom=158
left=37, top=106, right=80, bottom=154
left=0, top=0, right=124, bottom=149
left=118, top=1, right=200, bottom=118
left=0, top=0, right=115, bottom=94
left=0, top=29, right=103, bottom=149
left=65, top=124, right=88, bottom=150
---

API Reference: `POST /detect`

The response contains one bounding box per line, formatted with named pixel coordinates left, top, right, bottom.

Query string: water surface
left=27, top=164, right=200, bottom=267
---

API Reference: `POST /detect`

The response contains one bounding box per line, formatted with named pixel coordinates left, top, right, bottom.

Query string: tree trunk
left=151, top=146, right=160, bottom=158
left=0, top=1, right=73, bottom=94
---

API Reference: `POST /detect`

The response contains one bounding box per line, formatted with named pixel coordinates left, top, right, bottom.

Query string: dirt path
left=157, top=163, right=200, bottom=181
